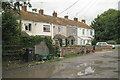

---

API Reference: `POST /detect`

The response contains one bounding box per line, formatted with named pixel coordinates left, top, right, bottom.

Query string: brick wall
left=61, top=45, right=112, bottom=56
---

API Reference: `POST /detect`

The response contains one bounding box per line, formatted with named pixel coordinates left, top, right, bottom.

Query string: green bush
left=44, top=36, right=55, bottom=54
left=20, top=35, right=55, bottom=54
left=20, top=35, right=43, bottom=48
left=107, top=40, right=117, bottom=45
left=58, top=38, right=62, bottom=47
left=92, top=39, right=97, bottom=45
left=64, top=53, right=78, bottom=58
left=65, top=39, right=68, bottom=47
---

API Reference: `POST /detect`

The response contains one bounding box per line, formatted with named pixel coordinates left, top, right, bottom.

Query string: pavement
left=3, top=49, right=119, bottom=78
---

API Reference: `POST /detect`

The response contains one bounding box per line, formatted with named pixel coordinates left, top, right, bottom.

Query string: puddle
left=77, top=66, right=95, bottom=76
left=94, top=61, right=103, bottom=64
left=101, top=55, right=112, bottom=58
left=113, top=70, right=120, bottom=73
left=64, top=66, right=116, bottom=77
left=112, top=57, right=120, bottom=59
left=63, top=62, right=72, bottom=63
left=94, top=66, right=116, bottom=72
left=4, top=64, right=57, bottom=78
left=76, top=63, right=87, bottom=68
left=108, top=61, right=117, bottom=63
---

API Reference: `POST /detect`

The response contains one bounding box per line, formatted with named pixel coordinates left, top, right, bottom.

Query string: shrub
left=58, top=38, right=62, bottom=47
left=20, top=35, right=55, bottom=54
left=92, top=39, right=97, bottom=45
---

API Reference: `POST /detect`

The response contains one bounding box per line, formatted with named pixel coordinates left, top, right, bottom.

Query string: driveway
left=3, top=50, right=119, bottom=78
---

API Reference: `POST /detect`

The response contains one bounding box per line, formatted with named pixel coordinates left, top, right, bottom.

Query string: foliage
left=47, top=57, right=63, bottom=63
left=86, top=43, right=90, bottom=46
left=65, top=39, right=68, bottom=47
left=64, top=53, right=79, bottom=58
left=2, top=1, right=32, bottom=12
left=32, top=8, right=37, bottom=12
left=20, top=35, right=43, bottom=48
left=92, top=39, right=97, bottom=45
left=91, top=9, right=120, bottom=44
left=58, top=38, right=62, bottom=47
left=2, top=11, right=20, bottom=45
left=107, top=40, right=117, bottom=45
left=20, top=35, right=55, bottom=54
left=2, top=1, right=32, bottom=34
left=44, top=36, right=56, bottom=54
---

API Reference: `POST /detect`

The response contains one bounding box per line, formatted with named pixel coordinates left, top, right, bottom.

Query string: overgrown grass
left=47, top=57, right=63, bottom=63
left=47, top=53, right=81, bottom=63
left=64, top=53, right=79, bottom=58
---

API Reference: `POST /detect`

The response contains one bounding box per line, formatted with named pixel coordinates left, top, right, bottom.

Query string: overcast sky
left=27, top=0, right=119, bottom=25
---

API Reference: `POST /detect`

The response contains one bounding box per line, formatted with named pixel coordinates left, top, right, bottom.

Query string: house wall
left=67, top=26, right=77, bottom=45
left=77, top=27, right=94, bottom=45
left=21, top=20, right=53, bottom=37
left=53, top=24, right=67, bottom=37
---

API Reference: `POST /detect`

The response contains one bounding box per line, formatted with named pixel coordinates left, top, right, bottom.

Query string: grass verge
left=47, top=53, right=81, bottom=63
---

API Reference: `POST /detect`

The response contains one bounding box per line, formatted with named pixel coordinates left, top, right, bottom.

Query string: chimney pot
left=39, top=9, right=44, bottom=15
left=82, top=19, right=86, bottom=23
left=74, top=17, right=78, bottom=21
left=64, top=15, right=68, bottom=19
left=52, top=11, right=57, bottom=17
left=22, top=6, right=27, bottom=12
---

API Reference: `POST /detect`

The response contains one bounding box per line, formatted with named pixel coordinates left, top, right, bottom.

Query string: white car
left=96, top=42, right=115, bottom=49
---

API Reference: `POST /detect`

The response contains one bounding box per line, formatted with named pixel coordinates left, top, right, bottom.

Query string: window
left=90, top=30, right=93, bottom=36
left=82, top=29, right=85, bottom=35
left=43, top=25, right=50, bottom=32
left=58, top=27, right=62, bottom=32
left=83, top=40, right=85, bottom=44
left=25, top=23, right=31, bottom=31
left=55, top=40, right=59, bottom=44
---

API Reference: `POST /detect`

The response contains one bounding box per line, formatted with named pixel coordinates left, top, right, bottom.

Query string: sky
left=27, top=0, right=119, bottom=25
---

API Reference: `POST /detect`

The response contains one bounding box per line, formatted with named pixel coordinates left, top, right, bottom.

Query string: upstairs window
left=25, top=23, right=31, bottom=31
left=43, top=25, right=50, bottom=32
left=82, top=29, right=85, bottom=35
left=58, top=27, right=62, bottom=32
left=90, top=30, right=93, bottom=36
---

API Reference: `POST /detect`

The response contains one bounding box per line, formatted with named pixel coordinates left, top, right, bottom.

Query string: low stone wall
left=61, top=47, right=82, bottom=56
left=61, top=46, right=94, bottom=56
left=101, top=46, right=113, bottom=50
left=94, top=47, right=102, bottom=52
left=61, top=45, right=112, bottom=56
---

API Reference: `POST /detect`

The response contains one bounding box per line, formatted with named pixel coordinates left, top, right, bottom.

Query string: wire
left=58, top=0, right=79, bottom=15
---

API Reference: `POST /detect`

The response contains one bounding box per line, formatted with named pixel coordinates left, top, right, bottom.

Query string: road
left=3, top=50, right=119, bottom=78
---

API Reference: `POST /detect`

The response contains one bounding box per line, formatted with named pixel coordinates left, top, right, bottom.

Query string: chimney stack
left=52, top=11, right=57, bottom=17
left=82, top=19, right=86, bottom=23
left=39, top=9, right=44, bottom=15
left=22, top=6, right=27, bottom=12
left=74, top=17, right=78, bottom=21
left=64, top=15, right=68, bottom=19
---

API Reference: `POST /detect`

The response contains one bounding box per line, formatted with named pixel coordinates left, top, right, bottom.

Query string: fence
left=2, top=45, right=25, bottom=61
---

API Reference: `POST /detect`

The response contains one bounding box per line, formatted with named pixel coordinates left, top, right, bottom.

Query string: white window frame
left=25, top=23, right=32, bottom=31
left=43, top=25, right=50, bottom=32
left=82, top=29, right=85, bottom=35
left=58, top=27, right=62, bottom=32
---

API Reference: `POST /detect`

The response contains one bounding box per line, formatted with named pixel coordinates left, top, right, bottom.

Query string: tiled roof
left=20, top=11, right=93, bottom=29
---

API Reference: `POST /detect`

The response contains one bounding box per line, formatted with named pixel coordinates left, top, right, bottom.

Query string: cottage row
left=20, top=6, right=95, bottom=46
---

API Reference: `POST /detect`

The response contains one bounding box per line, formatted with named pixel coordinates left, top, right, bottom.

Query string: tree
left=2, top=11, right=20, bottom=44
left=2, top=1, right=32, bottom=34
left=32, top=8, right=37, bottom=12
left=91, top=9, right=120, bottom=43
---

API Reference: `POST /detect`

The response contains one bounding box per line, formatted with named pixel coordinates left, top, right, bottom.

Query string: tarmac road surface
left=3, top=50, right=119, bottom=78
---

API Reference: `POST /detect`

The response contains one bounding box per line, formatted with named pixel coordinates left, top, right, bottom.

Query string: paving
left=3, top=50, right=119, bottom=78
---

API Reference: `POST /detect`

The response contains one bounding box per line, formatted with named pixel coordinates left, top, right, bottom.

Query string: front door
left=71, top=39, right=74, bottom=45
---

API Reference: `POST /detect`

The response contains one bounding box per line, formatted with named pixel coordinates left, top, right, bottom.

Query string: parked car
left=96, top=42, right=115, bottom=49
